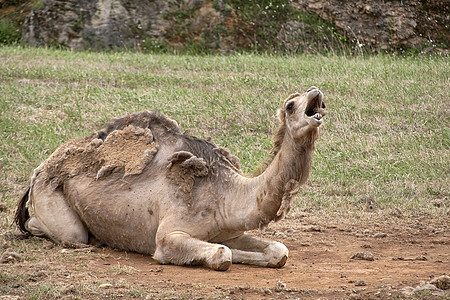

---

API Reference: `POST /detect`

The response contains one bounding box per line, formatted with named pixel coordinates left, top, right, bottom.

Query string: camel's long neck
left=254, top=132, right=315, bottom=227
left=225, top=130, right=316, bottom=231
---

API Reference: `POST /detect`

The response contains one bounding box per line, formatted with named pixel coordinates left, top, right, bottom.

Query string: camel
left=15, top=87, right=326, bottom=271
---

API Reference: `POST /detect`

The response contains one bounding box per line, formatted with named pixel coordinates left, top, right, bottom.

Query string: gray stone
left=23, top=0, right=170, bottom=50
left=21, top=0, right=449, bottom=52
left=298, top=0, right=449, bottom=52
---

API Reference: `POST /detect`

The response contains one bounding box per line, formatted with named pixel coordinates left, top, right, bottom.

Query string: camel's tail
left=15, top=187, right=31, bottom=234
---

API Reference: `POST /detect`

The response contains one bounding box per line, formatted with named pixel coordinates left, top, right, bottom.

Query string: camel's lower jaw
left=307, top=113, right=324, bottom=126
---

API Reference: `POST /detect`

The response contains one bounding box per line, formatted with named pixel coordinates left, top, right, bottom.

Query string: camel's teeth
left=313, top=113, right=322, bottom=120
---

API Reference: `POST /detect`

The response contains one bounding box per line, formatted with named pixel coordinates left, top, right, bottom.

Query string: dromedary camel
left=15, top=87, right=326, bottom=271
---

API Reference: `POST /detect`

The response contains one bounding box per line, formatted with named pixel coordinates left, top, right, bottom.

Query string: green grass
left=0, top=19, right=21, bottom=44
left=0, top=46, right=448, bottom=224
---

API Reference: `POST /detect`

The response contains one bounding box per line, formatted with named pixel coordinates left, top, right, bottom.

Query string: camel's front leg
left=153, top=231, right=232, bottom=271
left=221, top=234, right=288, bottom=268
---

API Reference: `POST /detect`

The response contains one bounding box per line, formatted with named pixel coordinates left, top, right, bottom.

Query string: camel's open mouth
left=306, top=91, right=326, bottom=118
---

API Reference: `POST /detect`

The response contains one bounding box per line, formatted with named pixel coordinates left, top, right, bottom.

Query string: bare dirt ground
left=1, top=211, right=449, bottom=299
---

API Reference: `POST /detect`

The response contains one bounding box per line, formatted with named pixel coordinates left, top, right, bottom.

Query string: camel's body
left=16, top=87, right=326, bottom=270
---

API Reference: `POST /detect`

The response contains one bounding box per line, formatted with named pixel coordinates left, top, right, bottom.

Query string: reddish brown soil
left=1, top=215, right=449, bottom=299
left=94, top=222, right=449, bottom=299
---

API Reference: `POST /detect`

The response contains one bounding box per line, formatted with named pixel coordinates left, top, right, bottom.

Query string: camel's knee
left=153, top=233, right=184, bottom=265
left=60, top=225, right=89, bottom=245
left=153, top=246, right=169, bottom=265
left=25, top=215, right=88, bottom=244
left=265, top=242, right=289, bottom=268
left=25, top=217, right=46, bottom=237
left=28, top=184, right=89, bottom=244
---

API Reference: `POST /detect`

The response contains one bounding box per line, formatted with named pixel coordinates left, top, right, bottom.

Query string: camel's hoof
left=265, top=242, right=289, bottom=268
left=267, top=254, right=288, bottom=268
left=209, top=246, right=232, bottom=271
left=213, top=259, right=232, bottom=271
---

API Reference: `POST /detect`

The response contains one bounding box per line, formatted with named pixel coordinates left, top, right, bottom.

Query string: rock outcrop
left=297, top=0, right=449, bottom=52
left=21, top=0, right=449, bottom=53
left=23, top=0, right=170, bottom=50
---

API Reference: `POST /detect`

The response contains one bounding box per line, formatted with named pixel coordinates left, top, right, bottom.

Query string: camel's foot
left=154, top=231, right=232, bottom=271
left=265, top=242, right=289, bottom=268
left=267, top=254, right=288, bottom=268
left=206, top=246, right=232, bottom=271
left=222, top=234, right=289, bottom=268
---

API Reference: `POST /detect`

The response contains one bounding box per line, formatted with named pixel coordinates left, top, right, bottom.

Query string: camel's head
left=278, top=86, right=327, bottom=140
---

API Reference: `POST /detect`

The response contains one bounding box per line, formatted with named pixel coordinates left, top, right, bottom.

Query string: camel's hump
left=33, top=111, right=241, bottom=189
left=96, top=110, right=182, bottom=141
left=97, top=111, right=241, bottom=173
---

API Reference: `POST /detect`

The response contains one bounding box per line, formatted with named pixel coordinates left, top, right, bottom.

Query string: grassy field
left=0, top=46, right=448, bottom=228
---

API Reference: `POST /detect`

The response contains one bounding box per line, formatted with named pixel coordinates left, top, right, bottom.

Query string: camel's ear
left=285, top=100, right=295, bottom=114
left=283, top=93, right=300, bottom=115
left=277, top=108, right=285, bottom=122
left=279, top=93, right=300, bottom=121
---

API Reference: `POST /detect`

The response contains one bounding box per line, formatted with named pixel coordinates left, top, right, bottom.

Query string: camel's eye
left=285, top=101, right=295, bottom=114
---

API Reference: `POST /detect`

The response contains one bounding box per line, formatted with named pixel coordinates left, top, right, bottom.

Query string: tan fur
left=16, top=88, right=327, bottom=271
left=166, top=151, right=209, bottom=207
left=252, top=92, right=323, bottom=177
